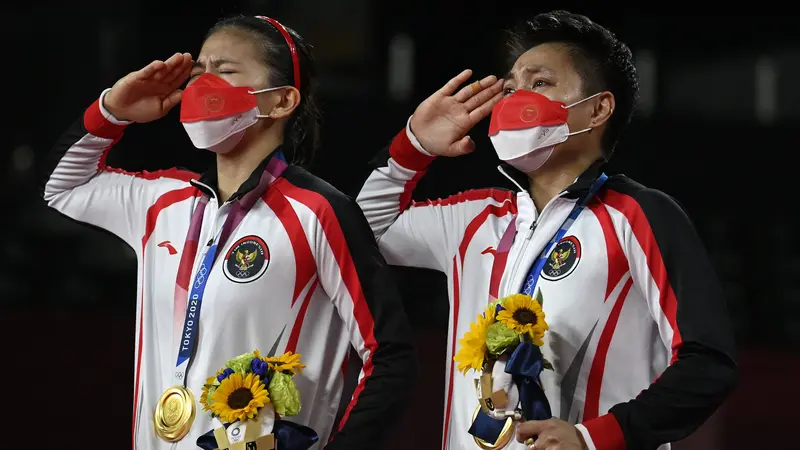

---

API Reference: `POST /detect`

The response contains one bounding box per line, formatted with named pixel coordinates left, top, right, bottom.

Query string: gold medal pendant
left=471, top=406, right=514, bottom=450
left=154, top=386, right=196, bottom=442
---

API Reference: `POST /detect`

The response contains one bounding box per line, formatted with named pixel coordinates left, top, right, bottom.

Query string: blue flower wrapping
left=468, top=409, right=508, bottom=443
left=196, top=420, right=318, bottom=450
left=467, top=341, right=552, bottom=443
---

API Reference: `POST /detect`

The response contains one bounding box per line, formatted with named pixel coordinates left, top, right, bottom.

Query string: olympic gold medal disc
left=154, top=386, right=196, bottom=442
left=472, top=406, right=514, bottom=450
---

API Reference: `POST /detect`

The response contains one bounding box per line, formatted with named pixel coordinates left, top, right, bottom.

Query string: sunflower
left=496, top=294, right=549, bottom=346
left=262, top=352, right=306, bottom=375
left=453, top=304, right=497, bottom=374
left=211, top=373, right=270, bottom=423
left=199, top=377, right=217, bottom=412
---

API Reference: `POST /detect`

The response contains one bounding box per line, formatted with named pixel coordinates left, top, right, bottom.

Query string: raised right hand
left=103, top=52, right=194, bottom=123
left=408, top=69, right=504, bottom=157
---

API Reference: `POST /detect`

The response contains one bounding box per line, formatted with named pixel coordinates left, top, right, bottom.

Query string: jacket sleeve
left=279, top=173, right=418, bottom=450
left=42, top=89, right=197, bottom=249
left=576, top=186, right=738, bottom=450
left=356, top=121, right=517, bottom=272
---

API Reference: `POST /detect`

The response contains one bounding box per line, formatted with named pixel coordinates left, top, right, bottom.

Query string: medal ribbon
left=520, top=173, right=607, bottom=297
left=171, top=152, right=288, bottom=386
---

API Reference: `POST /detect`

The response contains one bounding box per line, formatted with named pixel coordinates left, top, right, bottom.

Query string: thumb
left=448, top=136, right=475, bottom=156
left=516, top=420, right=547, bottom=441
left=162, top=89, right=183, bottom=113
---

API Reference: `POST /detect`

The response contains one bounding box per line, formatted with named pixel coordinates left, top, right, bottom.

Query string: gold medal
left=471, top=406, right=514, bottom=450
left=154, top=386, right=196, bottom=442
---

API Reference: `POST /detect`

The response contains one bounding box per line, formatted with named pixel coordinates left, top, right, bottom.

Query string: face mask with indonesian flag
left=488, top=90, right=601, bottom=173
left=180, top=73, right=287, bottom=154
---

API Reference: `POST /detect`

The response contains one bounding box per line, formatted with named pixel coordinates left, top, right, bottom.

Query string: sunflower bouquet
left=453, top=292, right=553, bottom=446
left=196, top=350, right=318, bottom=450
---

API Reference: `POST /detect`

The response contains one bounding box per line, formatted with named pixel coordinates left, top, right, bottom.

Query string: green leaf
left=225, top=352, right=256, bottom=375
left=486, top=321, right=520, bottom=355
left=542, top=358, right=554, bottom=371
left=206, top=385, right=218, bottom=408
left=535, top=289, right=544, bottom=307
left=269, top=371, right=302, bottom=416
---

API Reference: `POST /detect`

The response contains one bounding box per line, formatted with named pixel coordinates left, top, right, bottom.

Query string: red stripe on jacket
left=601, top=190, right=682, bottom=361
left=279, top=180, right=379, bottom=431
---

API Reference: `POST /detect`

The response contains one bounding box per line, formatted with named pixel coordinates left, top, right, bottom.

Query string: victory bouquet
left=196, top=350, right=318, bottom=450
left=453, top=292, right=553, bottom=447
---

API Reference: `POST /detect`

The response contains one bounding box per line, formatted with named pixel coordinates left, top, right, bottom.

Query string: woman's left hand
left=516, top=418, right=588, bottom=449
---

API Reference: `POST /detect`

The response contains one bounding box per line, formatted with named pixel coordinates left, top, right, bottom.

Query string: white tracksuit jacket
left=43, top=92, right=416, bottom=450
left=356, top=125, right=737, bottom=450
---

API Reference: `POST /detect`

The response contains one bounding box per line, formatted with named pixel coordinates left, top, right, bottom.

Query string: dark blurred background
left=4, top=2, right=799, bottom=449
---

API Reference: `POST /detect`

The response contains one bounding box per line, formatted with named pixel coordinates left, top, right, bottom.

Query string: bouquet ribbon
left=506, top=341, right=552, bottom=421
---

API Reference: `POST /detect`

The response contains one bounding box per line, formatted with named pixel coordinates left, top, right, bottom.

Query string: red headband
left=255, top=16, right=301, bottom=91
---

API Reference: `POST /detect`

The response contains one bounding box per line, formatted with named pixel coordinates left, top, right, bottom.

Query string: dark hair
left=507, top=11, right=638, bottom=156
left=207, top=15, right=321, bottom=166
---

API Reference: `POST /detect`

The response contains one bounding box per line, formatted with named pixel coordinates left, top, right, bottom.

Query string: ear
left=266, top=86, right=301, bottom=119
left=590, top=91, right=615, bottom=129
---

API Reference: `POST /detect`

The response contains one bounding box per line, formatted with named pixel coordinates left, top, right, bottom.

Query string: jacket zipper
left=504, top=196, right=562, bottom=295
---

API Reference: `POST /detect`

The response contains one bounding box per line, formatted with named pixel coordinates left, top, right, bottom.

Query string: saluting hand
left=409, top=69, right=504, bottom=157
left=104, top=52, right=194, bottom=123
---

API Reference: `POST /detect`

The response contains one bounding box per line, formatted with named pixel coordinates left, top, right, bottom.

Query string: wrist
left=100, top=88, right=132, bottom=124
left=576, top=425, right=589, bottom=450
left=577, top=414, right=625, bottom=450
left=83, top=88, right=131, bottom=139
left=405, top=116, right=434, bottom=157
left=387, top=125, right=436, bottom=172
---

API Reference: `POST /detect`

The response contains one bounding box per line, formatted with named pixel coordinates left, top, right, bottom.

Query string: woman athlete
left=43, top=15, right=415, bottom=450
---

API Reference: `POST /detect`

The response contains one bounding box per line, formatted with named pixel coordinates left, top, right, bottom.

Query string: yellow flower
left=199, top=376, right=216, bottom=412
left=496, top=294, right=548, bottom=346
left=211, top=373, right=270, bottom=423
left=260, top=351, right=306, bottom=375
left=453, top=305, right=497, bottom=375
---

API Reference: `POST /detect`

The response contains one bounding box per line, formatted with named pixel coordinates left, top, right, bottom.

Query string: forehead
left=198, top=29, right=262, bottom=64
left=508, top=42, right=579, bottom=81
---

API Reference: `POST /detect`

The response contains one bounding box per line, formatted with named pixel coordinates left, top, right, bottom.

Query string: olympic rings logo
left=194, top=264, right=209, bottom=289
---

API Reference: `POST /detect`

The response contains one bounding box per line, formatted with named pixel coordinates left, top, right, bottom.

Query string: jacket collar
left=499, top=158, right=607, bottom=199
left=192, top=147, right=288, bottom=202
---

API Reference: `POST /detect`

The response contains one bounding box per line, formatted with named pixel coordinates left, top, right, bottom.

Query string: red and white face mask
left=180, top=73, right=287, bottom=154
left=488, top=90, right=601, bottom=173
